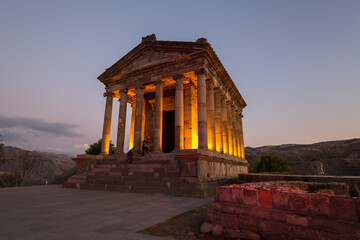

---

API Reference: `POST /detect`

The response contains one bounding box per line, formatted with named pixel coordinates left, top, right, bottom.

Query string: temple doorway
left=162, top=110, right=175, bottom=152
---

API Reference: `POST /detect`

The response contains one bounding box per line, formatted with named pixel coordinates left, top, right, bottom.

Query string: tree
left=85, top=139, right=116, bottom=155
left=249, top=153, right=289, bottom=173
left=2, top=149, right=43, bottom=186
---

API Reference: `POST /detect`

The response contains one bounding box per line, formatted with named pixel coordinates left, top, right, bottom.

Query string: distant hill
left=1, top=146, right=75, bottom=185
left=245, top=138, right=360, bottom=176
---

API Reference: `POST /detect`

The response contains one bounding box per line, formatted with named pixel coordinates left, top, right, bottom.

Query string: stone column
left=184, top=83, right=197, bottom=149
left=134, top=85, right=144, bottom=152
left=206, top=79, right=216, bottom=151
left=226, top=101, right=233, bottom=155
left=196, top=69, right=208, bottom=149
left=231, top=105, right=238, bottom=157
left=153, top=80, right=163, bottom=152
left=174, top=74, right=184, bottom=150
left=221, top=92, right=229, bottom=155
left=129, top=101, right=136, bottom=151
left=235, top=112, right=242, bottom=158
left=116, top=88, right=128, bottom=154
left=214, top=88, right=223, bottom=153
left=239, top=111, right=245, bottom=158
left=101, top=92, right=114, bottom=155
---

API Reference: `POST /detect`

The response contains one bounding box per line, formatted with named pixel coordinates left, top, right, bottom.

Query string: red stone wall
left=206, top=183, right=360, bottom=239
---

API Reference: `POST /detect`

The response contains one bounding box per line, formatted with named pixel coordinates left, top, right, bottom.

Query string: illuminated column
left=153, top=80, right=163, bottom=152
left=206, top=79, right=216, bottom=151
left=221, top=92, right=229, bottom=154
left=101, top=92, right=114, bottom=155
left=231, top=105, right=238, bottom=157
left=116, top=88, right=128, bottom=154
left=239, top=110, right=245, bottom=158
left=235, top=111, right=242, bottom=158
left=226, top=101, right=233, bottom=155
left=184, top=83, right=198, bottom=149
left=129, top=101, right=136, bottom=151
left=134, top=85, right=144, bottom=152
left=214, top=88, right=223, bottom=152
left=196, top=69, right=208, bottom=149
left=174, top=74, right=184, bottom=150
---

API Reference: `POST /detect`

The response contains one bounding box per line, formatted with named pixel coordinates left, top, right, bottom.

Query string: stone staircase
left=63, top=152, right=221, bottom=197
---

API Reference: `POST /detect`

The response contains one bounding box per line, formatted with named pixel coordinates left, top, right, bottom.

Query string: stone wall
left=204, top=182, right=360, bottom=239
left=238, top=173, right=360, bottom=188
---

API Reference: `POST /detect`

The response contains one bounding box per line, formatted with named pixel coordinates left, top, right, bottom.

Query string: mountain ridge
left=245, top=138, right=360, bottom=176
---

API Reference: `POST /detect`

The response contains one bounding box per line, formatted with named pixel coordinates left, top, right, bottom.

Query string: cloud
left=0, top=116, right=81, bottom=138
left=74, top=144, right=89, bottom=150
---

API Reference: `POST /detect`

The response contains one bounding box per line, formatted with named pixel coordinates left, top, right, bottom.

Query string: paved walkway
left=0, top=185, right=213, bottom=240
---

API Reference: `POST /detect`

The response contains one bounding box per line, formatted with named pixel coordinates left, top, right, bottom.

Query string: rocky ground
left=138, top=203, right=231, bottom=240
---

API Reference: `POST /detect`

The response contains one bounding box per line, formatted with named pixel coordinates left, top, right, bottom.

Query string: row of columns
left=100, top=69, right=245, bottom=158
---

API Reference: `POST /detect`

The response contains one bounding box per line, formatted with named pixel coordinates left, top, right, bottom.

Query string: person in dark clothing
left=142, top=139, right=148, bottom=156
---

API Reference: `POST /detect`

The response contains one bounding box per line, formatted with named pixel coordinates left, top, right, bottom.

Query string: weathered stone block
left=216, top=186, right=232, bottom=203
left=290, top=225, right=319, bottom=240
left=242, top=189, right=257, bottom=206
left=309, top=194, right=330, bottom=217
left=206, top=209, right=214, bottom=222
left=231, top=187, right=244, bottom=205
left=308, top=215, right=338, bottom=234
left=286, top=214, right=308, bottom=227
left=272, top=191, right=290, bottom=211
left=330, top=196, right=358, bottom=222
left=356, top=198, right=360, bottom=222
left=288, top=193, right=310, bottom=215
left=237, top=215, right=261, bottom=232
left=221, top=212, right=238, bottom=230
left=213, top=211, right=222, bottom=225
left=260, top=220, right=292, bottom=240
left=257, top=190, right=272, bottom=209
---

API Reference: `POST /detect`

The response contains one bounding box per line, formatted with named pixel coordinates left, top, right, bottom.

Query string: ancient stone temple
left=64, top=34, right=249, bottom=197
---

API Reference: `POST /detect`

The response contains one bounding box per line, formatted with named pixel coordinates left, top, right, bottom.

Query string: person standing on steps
left=146, top=136, right=152, bottom=151
left=142, top=136, right=151, bottom=156
left=142, top=139, right=148, bottom=156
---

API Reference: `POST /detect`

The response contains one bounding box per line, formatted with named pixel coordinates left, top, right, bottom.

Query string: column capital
left=155, top=79, right=164, bottom=86
left=136, top=84, right=144, bottom=90
left=120, top=88, right=128, bottom=93
left=173, top=74, right=184, bottom=81
left=206, top=77, right=214, bottom=84
left=214, top=87, right=221, bottom=93
left=195, top=68, right=206, bottom=76
left=103, top=92, right=115, bottom=98
left=220, top=89, right=226, bottom=96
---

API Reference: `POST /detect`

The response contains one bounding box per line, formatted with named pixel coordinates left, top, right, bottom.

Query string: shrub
left=85, top=139, right=116, bottom=155
left=249, top=153, right=289, bottom=173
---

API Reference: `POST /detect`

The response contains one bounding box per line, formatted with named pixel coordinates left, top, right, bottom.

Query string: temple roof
left=98, top=34, right=246, bottom=108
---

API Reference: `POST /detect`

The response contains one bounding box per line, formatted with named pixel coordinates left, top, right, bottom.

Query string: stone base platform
left=63, top=150, right=249, bottom=197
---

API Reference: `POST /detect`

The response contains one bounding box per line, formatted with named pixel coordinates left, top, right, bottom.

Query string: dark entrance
left=162, top=110, right=175, bottom=152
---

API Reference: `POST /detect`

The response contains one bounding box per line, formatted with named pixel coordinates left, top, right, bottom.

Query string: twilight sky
left=0, top=0, right=359, bottom=156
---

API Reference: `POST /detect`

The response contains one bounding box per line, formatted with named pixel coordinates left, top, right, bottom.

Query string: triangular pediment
left=98, top=40, right=206, bottom=82
left=113, top=49, right=187, bottom=77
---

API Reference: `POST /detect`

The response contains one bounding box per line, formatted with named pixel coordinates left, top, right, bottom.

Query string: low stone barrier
left=203, top=182, right=360, bottom=239
left=238, top=173, right=360, bottom=189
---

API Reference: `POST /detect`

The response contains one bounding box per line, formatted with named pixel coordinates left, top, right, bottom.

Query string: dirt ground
left=138, top=203, right=231, bottom=240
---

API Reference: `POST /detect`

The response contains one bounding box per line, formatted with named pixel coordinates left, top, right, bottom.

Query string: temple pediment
left=98, top=38, right=206, bottom=83
left=111, top=49, right=188, bottom=78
